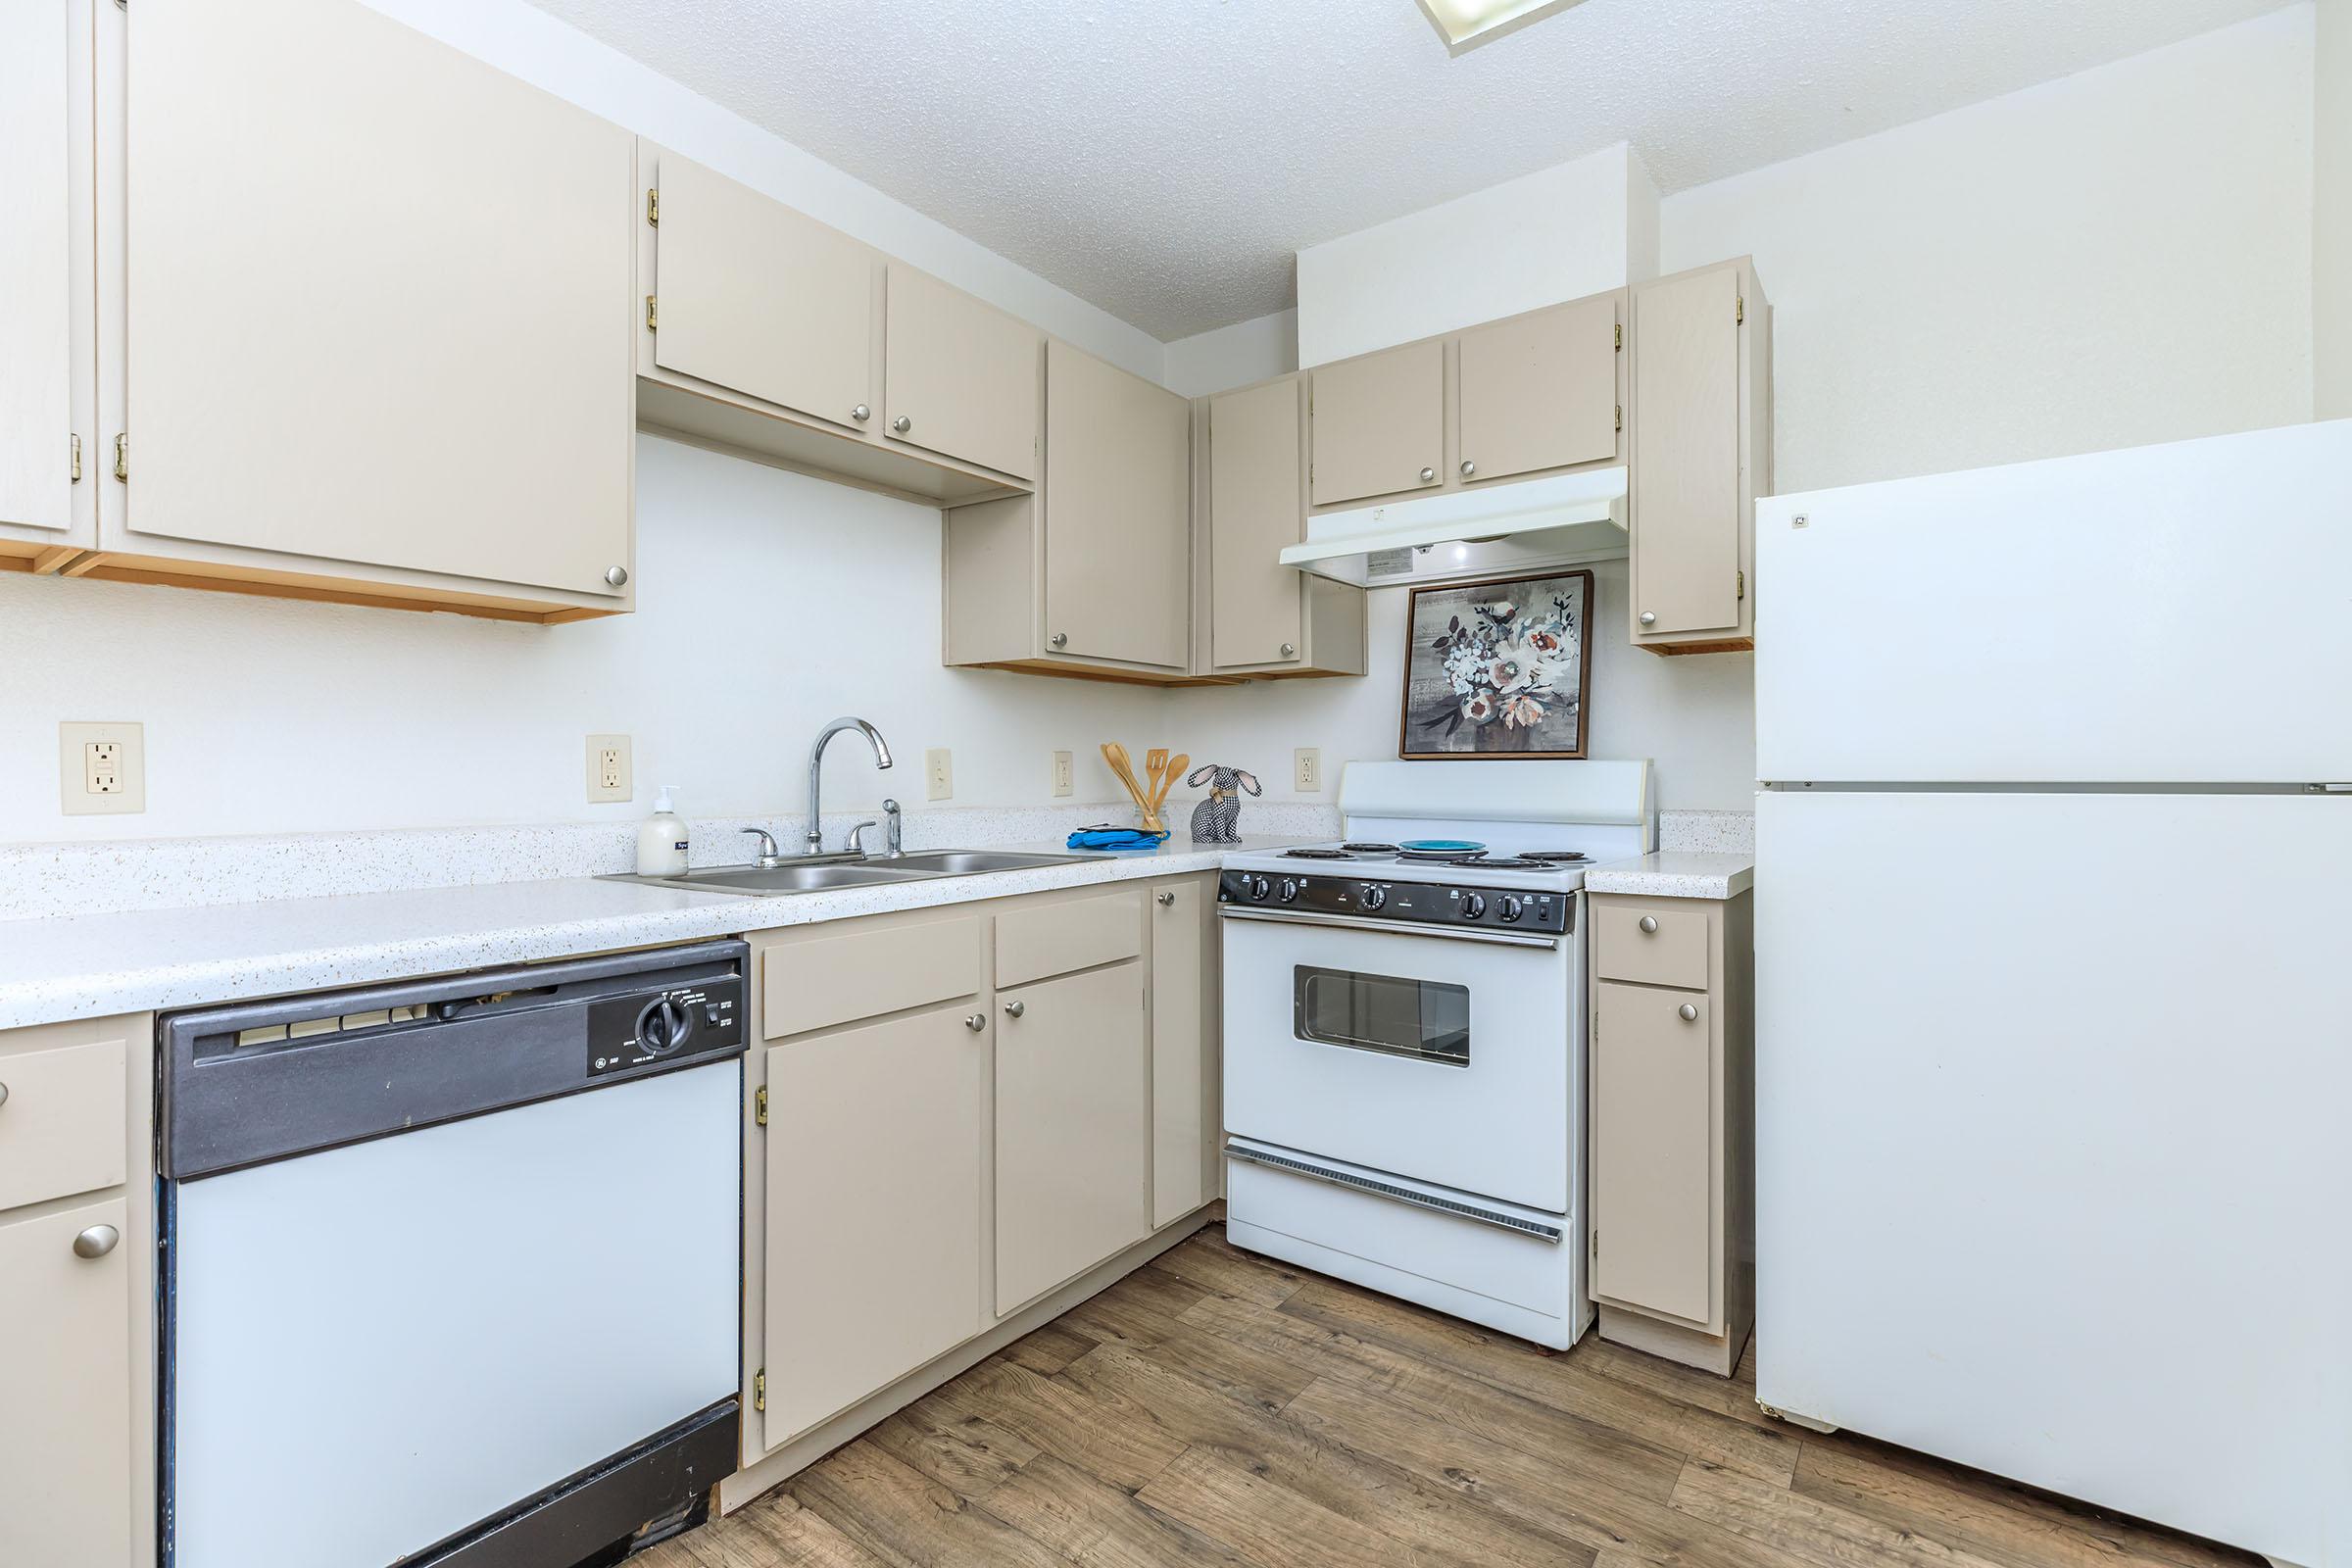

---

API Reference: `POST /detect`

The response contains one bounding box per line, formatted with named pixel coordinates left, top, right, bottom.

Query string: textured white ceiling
left=521, top=0, right=2288, bottom=340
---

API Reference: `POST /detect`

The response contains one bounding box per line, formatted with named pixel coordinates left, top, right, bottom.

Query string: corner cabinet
left=1628, top=259, right=1770, bottom=654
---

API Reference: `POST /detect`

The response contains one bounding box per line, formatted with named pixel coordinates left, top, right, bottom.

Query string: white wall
left=3, top=437, right=1163, bottom=841
left=2320, top=0, right=2352, bottom=418
left=1163, top=310, right=1299, bottom=398
left=1296, top=144, right=1642, bottom=367
left=1663, top=4, right=2316, bottom=495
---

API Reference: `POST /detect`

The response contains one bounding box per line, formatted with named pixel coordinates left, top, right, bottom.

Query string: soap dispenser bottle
left=636, top=786, right=690, bottom=876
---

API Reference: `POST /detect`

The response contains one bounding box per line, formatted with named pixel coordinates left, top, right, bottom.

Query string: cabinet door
left=1151, top=878, right=1217, bottom=1226
left=763, top=1007, right=986, bottom=1446
left=997, top=960, right=1150, bottom=1310
left=1457, top=295, right=1617, bottom=484
left=0, top=1195, right=132, bottom=1568
left=1207, top=378, right=1304, bottom=668
left=1042, top=341, right=1190, bottom=669
left=652, top=152, right=873, bottom=434
left=1592, top=980, right=1715, bottom=1326
left=883, top=265, right=1039, bottom=480
left=1630, top=266, right=1743, bottom=637
left=0, top=0, right=90, bottom=556
left=1309, top=339, right=1442, bottom=507
left=123, top=0, right=634, bottom=598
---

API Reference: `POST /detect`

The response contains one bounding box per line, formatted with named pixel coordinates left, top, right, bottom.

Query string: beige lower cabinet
left=0, top=1014, right=155, bottom=1568
left=738, top=874, right=1218, bottom=1487
left=1589, top=891, right=1753, bottom=1375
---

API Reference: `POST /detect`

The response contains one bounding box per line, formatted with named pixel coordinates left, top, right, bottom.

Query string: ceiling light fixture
left=1414, top=0, right=1589, bottom=56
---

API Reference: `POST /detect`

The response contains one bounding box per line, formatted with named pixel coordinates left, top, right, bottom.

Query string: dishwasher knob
left=1278, top=877, right=1301, bottom=903
left=1359, top=884, right=1387, bottom=911
left=1459, top=892, right=1487, bottom=919
left=636, top=996, right=694, bottom=1056
left=1249, top=875, right=1272, bottom=902
left=1497, top=896, right=1525, bottom=923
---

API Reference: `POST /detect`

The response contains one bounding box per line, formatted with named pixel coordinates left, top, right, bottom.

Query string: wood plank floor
left=641, top=1226, right=2258, bottom=1568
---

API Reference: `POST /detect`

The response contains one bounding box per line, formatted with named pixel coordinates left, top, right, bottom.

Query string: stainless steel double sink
left=609, top=849, right=1089, bottom=897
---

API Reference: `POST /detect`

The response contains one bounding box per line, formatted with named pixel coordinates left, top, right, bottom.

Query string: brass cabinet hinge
left=1614, top=322, right=1623, bottom=352
left=1736, top=294, right=1745, bottom=325
left=113, top=432, right=127, bottom=482
left=753, top=1369, right=765, bottom=1412
left=1738, top=569, right=1746, bottom=601
left=1614, top=404, right=1623, bottom=434
left=1592, top=1229, right=1599, bottom=1258
left=645, top=187, right=659, bottom=226
left=645, top=295, right=658, bottom=332
left=70, top=433, right=82, bottom=482
left=754, top=1085, right=767, bottom=1126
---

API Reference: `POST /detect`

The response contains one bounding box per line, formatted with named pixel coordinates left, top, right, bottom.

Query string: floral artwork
left=1399, top=570, right=1593, bottom=760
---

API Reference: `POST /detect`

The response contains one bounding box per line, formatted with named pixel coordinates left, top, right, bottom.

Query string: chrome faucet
left=805, top=716, right=893, bottom=854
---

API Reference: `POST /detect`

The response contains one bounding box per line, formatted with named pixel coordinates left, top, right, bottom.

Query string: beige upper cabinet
left=1207, top=378, right=1306, bottom=668
left=0, top=1195, right=135, bottom=1568
left=112, top=0, right=635, bottom=612
left=650, top=151, right=873, bottom=435
left=0, top=0, right=94, bottom=566
left=1456, top=294, right=1619, bottom=484
left=885, top=265, right=1041, bottom=480
left=1309, top=339, right=1445, bottom=507
left=1629, top=259, right=1768, bottom=651
left=1041, top=340, right=1191, bottom=670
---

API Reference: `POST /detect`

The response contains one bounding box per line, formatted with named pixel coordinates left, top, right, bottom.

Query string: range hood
left=1280, top=467, right=1627, bottom=588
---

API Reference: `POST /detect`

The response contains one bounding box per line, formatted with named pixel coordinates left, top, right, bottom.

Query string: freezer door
left=1755, top=789, right=2352, bottom=1564
left=1757, top=419, right=2352, bottom=784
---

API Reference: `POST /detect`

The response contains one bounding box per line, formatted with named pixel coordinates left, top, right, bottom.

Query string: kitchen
left=1, top=1, right=2345, bottom=1566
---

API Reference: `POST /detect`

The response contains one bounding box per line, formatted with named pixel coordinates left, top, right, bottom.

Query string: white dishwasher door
left=171, top=1059, right=740, bottom=1568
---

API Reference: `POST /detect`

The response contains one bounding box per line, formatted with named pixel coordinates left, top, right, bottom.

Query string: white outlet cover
left=925, top=748, right=954, bottom=802
left=60, top=720, right=146, bottom=815
left=1051, top=750, right=1073, bottom=798
left=586, top=734, right=633, bottom=804
left=1294, top=747, right=1322, bottom=793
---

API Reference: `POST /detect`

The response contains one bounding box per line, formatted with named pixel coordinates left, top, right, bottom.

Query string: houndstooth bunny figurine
left=1186, top=763, right=1260, bottom=844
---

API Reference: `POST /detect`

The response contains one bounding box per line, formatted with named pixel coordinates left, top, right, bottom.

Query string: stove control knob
left=1497, top=895, right=1526, bottom=923
left=1359, top=884, right=1387, bottom=911
left=1278, top=877, right=1301, bottom=904
left=1459, top=892, right=1487, bottom=919
left=1249, top=875, right=1272, bottom=902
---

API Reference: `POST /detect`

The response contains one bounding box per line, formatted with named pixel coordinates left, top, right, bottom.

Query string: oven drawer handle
left=1218, top=906, right=1560, bottom=949
left=1225, top=1145, right=1564, bottom=1243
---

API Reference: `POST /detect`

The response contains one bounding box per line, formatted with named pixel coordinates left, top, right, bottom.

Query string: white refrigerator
left=1754, top=419, right=2352, bottom=1568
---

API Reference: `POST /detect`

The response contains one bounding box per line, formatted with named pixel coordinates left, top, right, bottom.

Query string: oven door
left=1220, top=906, right=1576, bottom=1212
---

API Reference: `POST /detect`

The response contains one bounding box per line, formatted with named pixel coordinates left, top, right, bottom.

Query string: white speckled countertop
left=0, top=835, right=1312, bottom=1031
left=1583, top=852, right=1755, bottom=901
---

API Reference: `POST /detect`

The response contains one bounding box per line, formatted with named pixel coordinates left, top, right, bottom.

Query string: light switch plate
left=926, top=748, right=954, bottom=801
left=1051, top=751, right=1073, bottom=797
left=60, top=721, right=146, bottom=815
left=1294, top=747, right=1322, bottom=792
left=586, top=734, right=632, bottom=803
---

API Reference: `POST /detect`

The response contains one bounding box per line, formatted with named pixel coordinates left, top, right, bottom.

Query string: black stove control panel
left=1217, top=870, right=1573, bottom=934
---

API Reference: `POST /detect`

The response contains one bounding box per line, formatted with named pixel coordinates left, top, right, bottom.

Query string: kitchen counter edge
left=1582, top=852, right=1755, bottom=901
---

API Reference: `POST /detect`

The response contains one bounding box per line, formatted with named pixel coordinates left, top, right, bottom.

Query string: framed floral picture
left=1399, top=569, right=1594, bottom=760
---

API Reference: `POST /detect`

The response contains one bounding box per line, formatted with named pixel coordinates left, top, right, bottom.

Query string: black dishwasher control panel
left=588, top=977, right=744, bottom=1077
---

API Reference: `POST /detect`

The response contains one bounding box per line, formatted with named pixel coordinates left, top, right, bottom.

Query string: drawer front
left=1593, top=901, right=1711, bottom=990
left=0, top=1038, right=127, bottom=1212
left=995, top=888, right=1145, bottom=989
left=763, top=913, right=984, bottom=1038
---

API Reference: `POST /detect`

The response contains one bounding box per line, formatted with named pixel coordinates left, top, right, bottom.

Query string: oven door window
left=1294, top=965, right=1470, bottom=1066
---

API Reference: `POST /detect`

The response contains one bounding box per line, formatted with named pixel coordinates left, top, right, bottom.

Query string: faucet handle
left=845, top=819, right=881, bottom=856
left=740, top=827, right=783, bottom=867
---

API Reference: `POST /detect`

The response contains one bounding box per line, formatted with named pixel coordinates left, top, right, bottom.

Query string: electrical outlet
left=1294, top=747, right=1322, bottom=792
left=60, top=721, right=146, bottom=815
left=925, top=748, right=954, bottom=801
left=586, top=734, right=632, bottom=804
left=1051, top=751, right=1073, bottom=798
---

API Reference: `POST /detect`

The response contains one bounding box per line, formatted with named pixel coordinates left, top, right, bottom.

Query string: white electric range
left=1217, top=759, right=1653, bottom=1349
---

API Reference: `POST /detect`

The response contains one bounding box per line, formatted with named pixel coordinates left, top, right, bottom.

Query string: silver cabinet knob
left=605, top=565, right=629, bottom=587
left=1639, top=915, right=1659, bottom=934
left=891, top=415, right=911, bottom=434
left=1004, top=1000, right=1025, bottom=1018
left=1460, top=461, right=1476, bottom=477
left=1156, top=890, right=1176, bottom=906
left=1280, top=643, right=1297, bottom=658
left=73, top=1224, right=120, bottom=1259
left=852, top=404, right=871, bottom=422
left=1679, top=1003, right=1700, bottom=1022
left=1418, top=466, right=1437, bottom=483
left=1050, top=632, right=1068, bottom=649
left=965, top=1012, right=986, bottom=1032
left=1639, top=611, right=1657, bottom=626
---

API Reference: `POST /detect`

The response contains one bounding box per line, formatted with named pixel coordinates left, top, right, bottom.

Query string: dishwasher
left=158, top=940, right=749, bottom=1568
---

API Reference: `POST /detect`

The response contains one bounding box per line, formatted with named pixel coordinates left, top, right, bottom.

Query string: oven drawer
left=1593, top=901, right=1711, bottom=990
left=0, top=1033, right=128, bottom=1212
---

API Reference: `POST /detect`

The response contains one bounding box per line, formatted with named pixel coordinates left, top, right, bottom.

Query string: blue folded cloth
left=1067, top=826, right=1170, bottom=852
